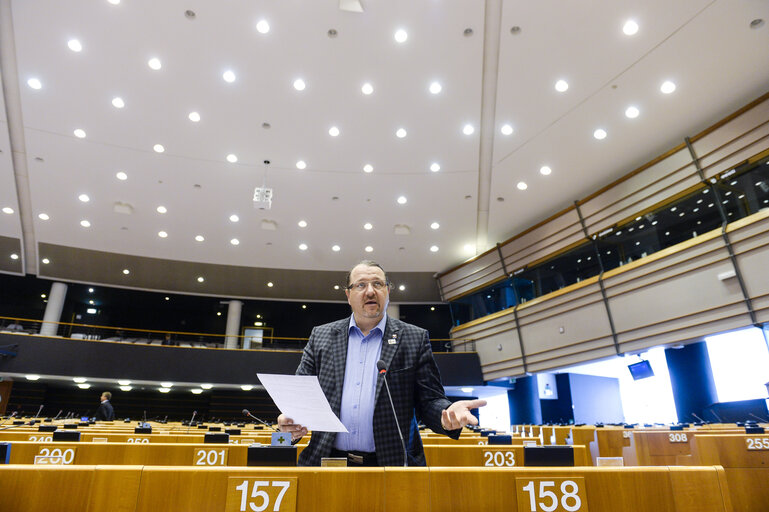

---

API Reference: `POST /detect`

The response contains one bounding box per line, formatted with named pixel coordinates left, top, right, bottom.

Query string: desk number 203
left=516, top=477, right=588, bottom=512
left=225, top=477, right=298, bottom=512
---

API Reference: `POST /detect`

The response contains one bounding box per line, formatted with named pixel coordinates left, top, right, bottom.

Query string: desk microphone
left=242, top=409, right=279, bottom=432
left=0, top=411, right=17, bottom=427
left=186, top=411, right=197, bottom=433
left=34, top=405, right=44, bottom=418
left=53, top=410, right=63, bottom=421
left=691, top=413, right=707, bottom=424
left=377, top=359, right=408, bottom=467
left=0, top=418, right=36, bottom=431
left=749, top=413, right=769, bottom=423
left=710, top=410, right=723, bottom=423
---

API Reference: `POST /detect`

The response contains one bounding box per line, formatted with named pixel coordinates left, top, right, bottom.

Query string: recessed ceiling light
left=517, top=181, right=528, bottom=190
left=267, top=282, right=274, bottom=287
left=74, top=129, right=86, bottom=138
left=363, top=222, right=373, bottom=230
left=80, top=219, right=91, bottom=227
left=430, top=222, right=440, bottom=230
left=200, top=384, right=213, bottom=389
left=226, top=154, right=238, bottom=163
left=430, top=163, right=440, bottom=172
left=158, top=231, right=168, bottom=238
left=148, top=58, right=161, bottom=70
left=660, top=80, right=676, bottom=94
left=501, top=124, right=513, bottom=135
left=10, top=253, right=19, bottom=260
left=78, top=194, right=90, bottom=202
left=195, top=235, right=204, bottom=242
left=363, top=164, right=373, bottom=173
left=26, top=374, right=40, bottom=381
left=187, top=112, right=201, bottom=123
left=107, top=0, right=120, bottom=5
left=593, top=128, right=607, bottom=140
left=190, top=388, right=203, bottom=394
left=298, top=243, right=308, bottom=251
left=156, top=206, right=167, bottom=214
left=625, top=106, right=640, bottom=118
left=296, top=160, right=306, bottom=170
left=229, top=214, right=239, bottom=222
left=158, top=387, right=170, bottom=393
left=398, top=284, right=406, bottom=291
left=365, top=245, right=373, bottom=252
left=298, top=220, right=307, bottom=228
left=256, top=19, right=270, bottom=34
left=394, top=29, right=408, bottom=43
left=221, top=71, right=237, bottom=84
left=2, top=207, right=13, bottom=214
left=540, top=166, right=552, bottom=176
left=240, top=385, right=254, bottom=391
left=463, top=243, right=476, bottom=254
left=38, top=213, right=49, bottom=220
left=117, top=380, right=131, bottom=386
left=41, top=258, right=50, bottom=264
left=396, top=128, right=407, bottom=138
left=361, top=82, right=374, bottom=95
left=333, top=285, right=340, bottom=290
left=72, top=377, right=87, bottom=384
left=111, top=97, right=125, bottom=108
left=27, top=78, right=42, bottom=90
left=197, top=276, right=205, bottom=283
left=462, top=124, right=475, bottom=135
left=122, top=268, right=130, bottom=275
left=77, top=383, right=91, bottom=389
left=230, top=238, right=239, bottom=245
left=623, top=19, right=639, bottom=36
left=329, top=126, right=340, bottom=137
left=555, top=79, right=569, bottom=92
left=332, top=245, right=340, bottom=252
left=293, top=78, right=306, bottom=91
left=116, top=171, right=128, bottom=180
left=88, top=288, right=94, bottom=293
left=153, top=144, right=165, bottom=153
left=397, top=196, right=407, bottom=204
left=429, top=82, right=442, bottom=94
left=430, top=245, right=439, bottom=252
left=67, top=39, right=83, bottom=52
left=119, top=385, right=132, bottom=391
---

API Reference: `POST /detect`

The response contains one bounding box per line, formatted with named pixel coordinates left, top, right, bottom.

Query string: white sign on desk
left=257, top=374, right=348, bottom=433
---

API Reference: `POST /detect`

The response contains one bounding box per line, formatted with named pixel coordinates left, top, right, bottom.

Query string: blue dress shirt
left=334, top=314, right=386, bottom=452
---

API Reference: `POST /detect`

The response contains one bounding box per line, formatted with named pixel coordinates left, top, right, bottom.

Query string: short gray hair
left=346, top=260, right=387, bottom=287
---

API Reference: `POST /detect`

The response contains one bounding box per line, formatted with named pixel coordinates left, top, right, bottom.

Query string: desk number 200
left=521, top=480, right=582, bottom=512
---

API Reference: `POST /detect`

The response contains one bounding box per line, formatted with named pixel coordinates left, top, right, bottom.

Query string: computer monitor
left=628, top=360, right=654, bottom=380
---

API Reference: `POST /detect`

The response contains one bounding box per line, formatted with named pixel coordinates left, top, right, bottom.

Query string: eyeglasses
left=346, top=280, right=390, bottom=292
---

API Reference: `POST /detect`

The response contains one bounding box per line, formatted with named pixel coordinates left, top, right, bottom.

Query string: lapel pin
left=387, top=338, right=397, bottom=345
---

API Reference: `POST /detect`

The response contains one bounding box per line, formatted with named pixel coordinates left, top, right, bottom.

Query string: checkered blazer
left=295, top=316, right=460, bottom=466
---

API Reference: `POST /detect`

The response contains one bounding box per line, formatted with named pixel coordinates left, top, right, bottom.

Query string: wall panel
left=438, top=250, right=504, bottom=301
left=498, top=209, right=584, bottom=271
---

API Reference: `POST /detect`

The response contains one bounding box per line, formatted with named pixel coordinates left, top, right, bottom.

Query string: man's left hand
left=441, top=399, right=487, bottom=430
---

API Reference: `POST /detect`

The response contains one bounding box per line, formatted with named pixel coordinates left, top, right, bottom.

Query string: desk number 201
left=521, top=480, right=583, bottom=512
left=234, top=481, right=292, bottom=512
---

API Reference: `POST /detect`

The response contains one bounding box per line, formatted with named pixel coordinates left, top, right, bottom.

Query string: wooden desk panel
left=424, top=445, right=589, bottom=467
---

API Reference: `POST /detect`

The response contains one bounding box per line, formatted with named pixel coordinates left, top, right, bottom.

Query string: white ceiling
left=1, top=0, right=768, bottom=282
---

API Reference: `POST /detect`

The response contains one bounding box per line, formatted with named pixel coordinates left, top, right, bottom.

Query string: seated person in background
left=95, top=391, right=115, bottom=421
left=5, top=321, right=24, bottom=331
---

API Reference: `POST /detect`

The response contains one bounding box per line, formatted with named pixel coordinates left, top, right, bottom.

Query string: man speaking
left=278, top=260, right=485, bottom=466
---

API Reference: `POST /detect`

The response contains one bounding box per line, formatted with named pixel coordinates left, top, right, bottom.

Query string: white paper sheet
left=257, top=373, right=348, bottom=433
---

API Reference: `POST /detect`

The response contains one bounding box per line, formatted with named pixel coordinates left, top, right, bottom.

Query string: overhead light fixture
left=158, top=231, right=168, bottom=238
left=116, top=171, right=128, bottom=180
left=365, top=246, right=373, bottom=253
left=623, top=20, right=639, bottom=36
left=27, top=78, right=42, bottom=89
left=540, top=166, right=552, bottom=176
left=80, top=220, right=91, bottom=227
left=298, top=243, right=308, bottom=251
left=293, top=78, right=306, bottom=91
left=364, top=222, right=373, bottom=230
left=501, top=124, right=513, bottom=135
left=593, top=128, right=607, bottom=140
left=111, top=97, right=125, bottom=108
left=222, top=70, right=236, bottom=83
left=188, top=111, right=201, bottom=122
left=240, top=385, right=254, bottom=391
left=229, top=214, right=239, bottom=222
left=329, top=126, right=340, bottom=137
left=197, top=276, right=205, bottom=283
left=394, top=29, right=408, bottom=43
left=226, top=154, right=238, bottom=163
left=660, top=80, right=676, bottom=94
left=398, top=285, right=406, bottom=291
left=363, top=164, right=373, bottom=173
left=77, top=383, right=91, bottom=389
left=73, top=377, right=88, bottom=383
left=517, top=181, right=528, bottom=190
left=38, top=213, right=50, bottom=220
left=160, top=382, right=173, bottom=388
left=78, top=194, right=90, bottom=202
left=2, top=207, right=14, bottom=214
left=153, top=144, right=165, bottom=153
left=429, top=82, right=442, bottom=94
left=296, top=160, right=307, bottom=170
left=156, top=206, right=167, bottom=214
left=430, top=246, right=439, bottom=252
left=430, top=222, right=440, bottom=230
left=195, top=235, right=205, bottom=242
left=158, top=388, right=170, bottom=393
left=148, top=58, right=162, bottom=70
left=555, top=79, right=569, bottom=92
left=118, top=380, right=131, bottom=386
left=625, top=106, right=640, bottom=118
left=397, top=196, right=407, bottom=204
left=26, top=374, right=41, bottom=381
left=332, top=245, right=340, bottom=252
left=396, top=128, right=407, bottom=138
left=361, top=82, right=373, bottom=95
left=267, top=282, right=274, bottom=287
left=74, top=129, right=86, bottom=139
left=119, top=386, right=132, bottom=391
left=256, top=19, right=270, bottom=34
left=190, top=389, right=203, bottom=394
left=201, top=384, right=213, bottom=390
left=462, top=124, right=475, bottom=135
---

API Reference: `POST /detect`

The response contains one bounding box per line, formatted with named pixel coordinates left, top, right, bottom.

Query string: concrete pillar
left=224, top=300, right=243, bottom=349
left=386, top=302, right=400, bottom=320
left=40, top=282, right=67, bottom=337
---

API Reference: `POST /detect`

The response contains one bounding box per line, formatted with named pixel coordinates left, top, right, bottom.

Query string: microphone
left=53, top=410, right=63, bottom=421
left=186, top=411, right=197, bottom=433
left=377, top=359, right=408, bottom=467
left=0, top=417, right=36, bottom=431
left=691, top=413, right=707, bottom=424
left=0, top=411, right=18, bottom=427
left=143, top=410, right=147, bottom=423
left=749, top=413, right=769, bottom=423
left=242, top=409, right=280, bottom=432
left=710, top=410, right=723, bottom=423
left=34, top=405, right=44, bottom=418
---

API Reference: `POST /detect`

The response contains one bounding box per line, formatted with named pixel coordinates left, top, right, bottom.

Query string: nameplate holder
left=488, top=435, right=513, bottom=445
left=52, top=431, right=81, bottom=442
left=135, top=426, right=152, bottom=434
left=208, top=426, right=222, bottom=432
left=746, top=426, right=765, bottom=434
left=247, top=445, right=297, bottom=466
left=63, top=424, right=79, bottom=429
left=38, top=425, right=57, bottom=432
left=226, top=428, right=242, bottom=436
left=524, top=445, right=574, bottom=467
left=197, top=424, right=208, bottom=429
left=205, top=432, right=231, bottom=444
